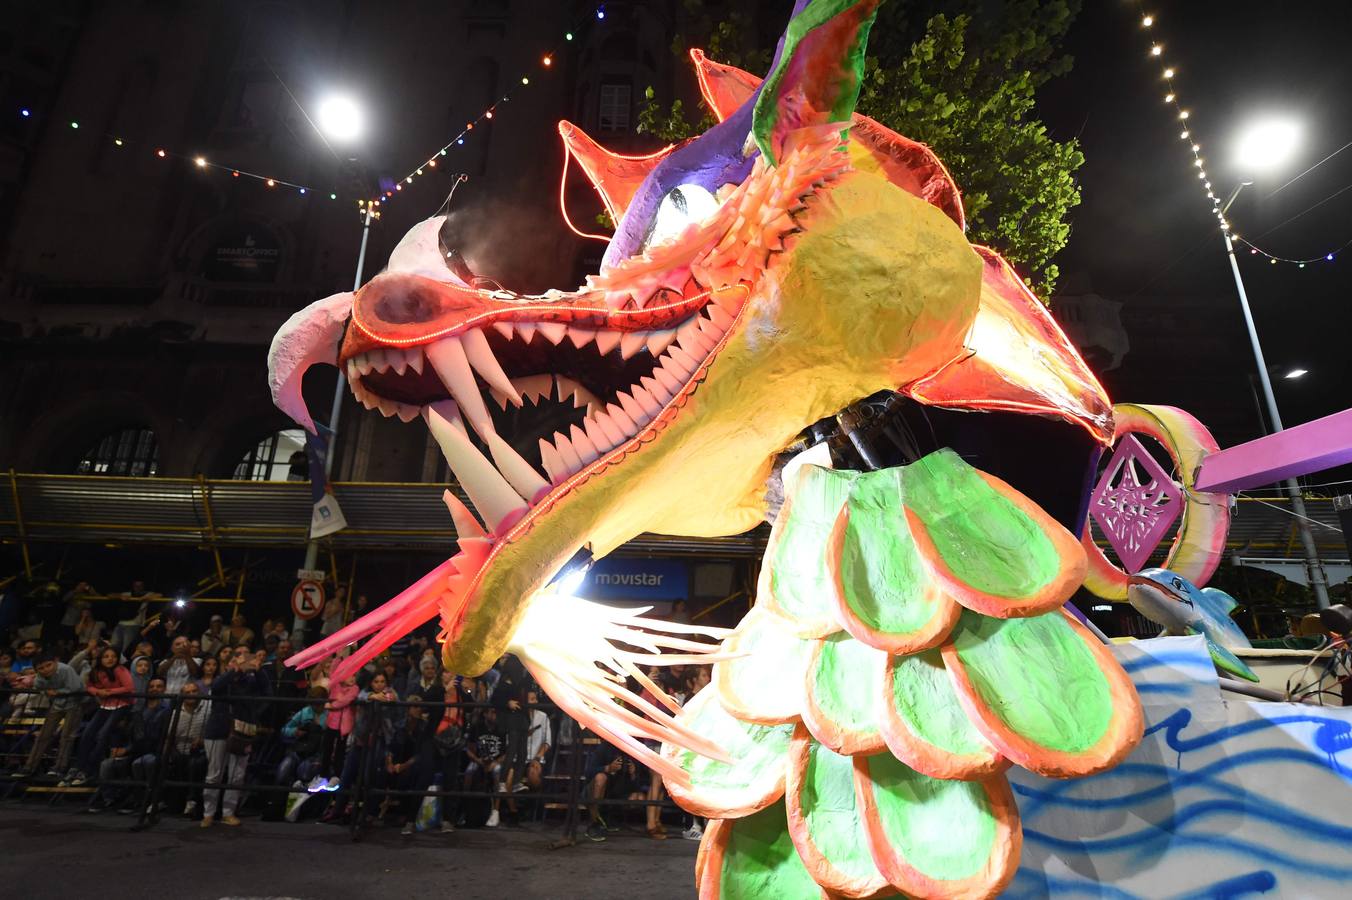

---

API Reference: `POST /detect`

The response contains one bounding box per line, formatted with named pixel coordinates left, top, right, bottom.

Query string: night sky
left=1040, top=1, right=1352, bottom=448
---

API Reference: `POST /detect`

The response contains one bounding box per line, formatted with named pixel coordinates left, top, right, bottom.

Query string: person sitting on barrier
left=201, top=645, right=270, bottom=828
left=386, top=693, right=436, bottom=835
left=318, top=670, right=398, bottom=825
left=157, top=635, right=201, bottom=697
left=168, top=680, right=209, bottom=818
left=66, top=645, right=133, bottom=786
left=11, top=652, right=84, bottom=779
left=464, top=703, right=506, bottom=827
left=583, top=745, right=645, bottom=842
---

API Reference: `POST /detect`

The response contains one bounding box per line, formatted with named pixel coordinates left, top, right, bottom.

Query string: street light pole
left=301, top=204, right=374, bottom=574
left=1220, top=183, right=1330, bottom=608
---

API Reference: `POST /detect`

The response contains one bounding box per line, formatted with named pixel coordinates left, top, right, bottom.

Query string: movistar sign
left=578, top=558, right=689, bottom=603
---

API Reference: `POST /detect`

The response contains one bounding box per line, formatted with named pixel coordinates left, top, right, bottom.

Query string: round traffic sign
left=291, top=580, right=326, bottom=620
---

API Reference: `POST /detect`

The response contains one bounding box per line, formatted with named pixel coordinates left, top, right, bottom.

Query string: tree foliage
left=637, top=0, right=1084, bottom=297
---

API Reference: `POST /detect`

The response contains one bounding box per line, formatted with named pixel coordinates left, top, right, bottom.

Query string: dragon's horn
left=753, top=0, right=882, bottom=166
left=557, top=120, right=675, bottom=223
left=689, top=48, right=759, bottom=123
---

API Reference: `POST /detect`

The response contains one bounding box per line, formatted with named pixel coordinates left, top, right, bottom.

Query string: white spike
left=442, top=489, right=487, bottom=540
left=620, top=331, right=647, bottom=359
left=407, top=348, right=424, bottom=375
left=389, top=348, right=409, bottom=376
left=462, top=328, right=522, bottom=406
left=538, top=439, right=566, bottom=484
left=512, top=374, right=554, bottom=405
left=607, top=401, right=639, bottom=435
left=652, top=367, right=684, bottom=397
left=594, top=330, right=622, bottom=355
left=424, top=401, right=526, bottom=533
left=552, top=432, right=583, bottom=474
left=646, top=329, right=677, bottom=357
left=345, top=358, right=359, bottom=379
left=568, top=327, right=596, bottom=349
left=396, top=403, right=419, bottom=423
left=354, top=352, right=374, bottom=375
left=569, top=424, right=599, bottom=464
left=583, top=417, right=616, bottom=453
left=425, top=336, right=495, bottom=440
left=664, top=345, right=699, bottom=378
left=376, top=397, right=397, bottom=418
left=638, top=375, right=670, bottom=408
left=589, top=411, right=625, bottom=447
left=493, top=321, right=514, bottom=340
left=517, top=322, right=537, bottom=343
left=619, top=389, right=648, bottom=424
left=486, top=432, right=551, bottom=502
left=537, top=322, right=567, bottom=344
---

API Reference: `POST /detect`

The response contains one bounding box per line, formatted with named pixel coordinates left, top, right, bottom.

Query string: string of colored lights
left=15, top=4, right=613, bottom=219
left=1135, top=10, right=1344, bottom=268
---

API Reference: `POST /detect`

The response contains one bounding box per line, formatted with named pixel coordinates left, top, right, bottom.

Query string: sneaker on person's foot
left=200, top=815, right=214, bottom=828
left=68, top=772, right=88, bottom=787
left=184, top=800, right=198, bottom=817
left=486, top=809, right=500, bottom=827
left=221, top=815, right=241, bottom=826
left=117, top=805, right=137, bottom=815
left=584, top=822, right=607, bottom=842
left=401, top=823, right=414, bottom=836
left=682, top=824, right=704, bottom=841
left=322, top=777, right=341, bottom=792
left=45, top=768, right=62, bottom=778
left=8, top=769, right=30, bottom=779
left=512, top=782, right=529, bottom=793
left=439, top=820, right=456, bottom=834
left=305, top=775, right=329, bottom=793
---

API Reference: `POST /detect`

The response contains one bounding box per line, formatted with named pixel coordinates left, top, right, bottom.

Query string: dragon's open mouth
left=338, top=272, right=748, bottom=532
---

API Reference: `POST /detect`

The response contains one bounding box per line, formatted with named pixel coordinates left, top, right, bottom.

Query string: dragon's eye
left=643, top=183, right=719, bottom=251
left=1171, top=578, right=1182, bottom=590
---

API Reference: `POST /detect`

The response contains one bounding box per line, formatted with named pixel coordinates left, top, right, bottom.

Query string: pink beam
left=1194, top=407, right=1352, bottom=494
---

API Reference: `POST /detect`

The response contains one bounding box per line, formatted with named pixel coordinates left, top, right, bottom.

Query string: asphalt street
left=0, top=806, right=699, bottom=899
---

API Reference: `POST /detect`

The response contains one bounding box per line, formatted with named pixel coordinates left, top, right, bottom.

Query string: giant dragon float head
left=271, top=0, right=1109, bottom=703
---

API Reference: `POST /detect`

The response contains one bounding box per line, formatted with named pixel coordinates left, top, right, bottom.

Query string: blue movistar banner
left=578, top=558, right=689, bottom=603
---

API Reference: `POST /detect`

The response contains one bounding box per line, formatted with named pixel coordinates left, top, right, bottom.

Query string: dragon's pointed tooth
left=551, top=430, right=583, bottom=474
left=486, top=432, right=551, bottom=503
left=620, top=331, right=647, bottom=359
left=537, top=321, right=567, bottom=345
left=568, top=423, right=599, bottom=465
left=663, top=345, right=700, bottom=378
left=462, top=328, right=522, bottom=406
left=516, top=322, right=537, bottom=343
left=651, top=367, right=684, bottom=396
left=591, top=409, right=626, bottom=447
left=538, top=438, right=566, bottom=484
left=407, top=348, right=424, bottom=375
left=442, top=489, right=488, bottom=540
left=395, top=403, right=420, bottom=423
left=606, top=401, right=639, bottom=435
left=424, top=400, right=526, bottom=533
left=583, top=415, right=616, bottom=453
left=640, top=374, right=673, bottom=405
left=645, top=329, right=677, bottom=357
left=425, top=336, right=495, bottom=440
left=567, top=327, right=597, bottom=349
left=616, top=391, right=649, bottom=425
left=594, top=329, right=622, bottom=355
left=493, top=321, right=514, bottom=340
left=631, top=383, right=664, bottom=415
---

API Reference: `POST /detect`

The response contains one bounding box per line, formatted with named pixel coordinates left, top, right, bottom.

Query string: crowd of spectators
left=1, top=579, right=707, bottom=841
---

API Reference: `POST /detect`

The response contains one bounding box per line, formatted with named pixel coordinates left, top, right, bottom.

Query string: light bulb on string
left=1180, top=130, right=1189, bottom=139
left=1142, top=15, right=1154, bottom=27
left=298, top=187, right=306, bottom=195
left=194, top=156, right=207, bottom=168
left=1192, top=144, right=1200, bottom=152
left=114, top=138, right=123, bottom=146
left=597, top=5, right=606, bottom=19
left=20, top=108, right=30, bottom=117
left=70, top=121, right=78, bottom=129
left=485, top=111, right=493, bottom=119
left=156, top=149, right=166, bottom=158
left=266, top=179, right=276, bottom=187
left=566, top=32, right=573, bottom=41
left=1164, top=68, right=1175, bottom=79
left=330, top=193, right=337, bottom=200
left=1179, top=110, right=1189, bottom=120
left=543, top=56, right=552, bottom=67
left=522, top=76, right=529, bottom=85
left=1328, top=254, right=1335, bottom=261
left=1150, top=45, right=1162, bottom=57
left=1165, top=93, right=1174, bottom=103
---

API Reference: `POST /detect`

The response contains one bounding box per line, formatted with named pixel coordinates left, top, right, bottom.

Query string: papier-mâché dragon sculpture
left=268, top=2, right=1143, bottom=896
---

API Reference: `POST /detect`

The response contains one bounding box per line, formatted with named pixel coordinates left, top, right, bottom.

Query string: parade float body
left=267, top=1, right=1352, bottom=896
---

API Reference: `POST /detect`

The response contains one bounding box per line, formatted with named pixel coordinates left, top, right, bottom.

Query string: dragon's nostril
left=372, top=282, right=443, bottom=325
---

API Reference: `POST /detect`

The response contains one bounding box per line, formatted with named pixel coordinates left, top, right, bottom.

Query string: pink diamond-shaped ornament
left=1089, top=433, right=1184, bottom=574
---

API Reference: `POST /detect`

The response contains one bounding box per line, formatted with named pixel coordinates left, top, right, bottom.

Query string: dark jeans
left=76, top=707, right=128, bottom=775
left=164, top=750, right=207, bottom=810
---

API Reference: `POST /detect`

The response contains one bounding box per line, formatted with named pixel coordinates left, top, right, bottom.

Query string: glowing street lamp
left=316, top=94, right=365, bottom=143
left=1219, top=117, right=1329, bottom=607
left=1284, top=368, right=1308, bottom=380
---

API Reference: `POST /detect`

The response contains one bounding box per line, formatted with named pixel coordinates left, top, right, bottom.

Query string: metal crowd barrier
left=0, top=688, right=683, bottom=843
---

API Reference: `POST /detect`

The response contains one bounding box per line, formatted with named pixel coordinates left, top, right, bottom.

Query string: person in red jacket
left=65, top=646, right=133, bottom=786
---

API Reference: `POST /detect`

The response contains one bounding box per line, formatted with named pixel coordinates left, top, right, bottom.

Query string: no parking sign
left=291, top=580, right=326, bottom=620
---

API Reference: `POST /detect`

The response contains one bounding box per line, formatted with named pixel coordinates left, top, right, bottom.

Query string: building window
left=234, top=429, right=308, bottom=481
left=598, top=82, right=631, bottom=133
left=76, top=428, right=159, bottom=477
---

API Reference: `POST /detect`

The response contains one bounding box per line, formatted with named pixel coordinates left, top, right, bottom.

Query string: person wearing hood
left=129, top=655, right=153, bottom=711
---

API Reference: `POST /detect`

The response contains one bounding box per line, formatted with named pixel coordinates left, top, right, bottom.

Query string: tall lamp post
left=301, top=95, right=373, bottom=576
left=1219, top=118, right=1330, bottom=608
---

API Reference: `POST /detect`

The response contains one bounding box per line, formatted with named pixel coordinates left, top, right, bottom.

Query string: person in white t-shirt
left=521, top=688, right=551, bottom=792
